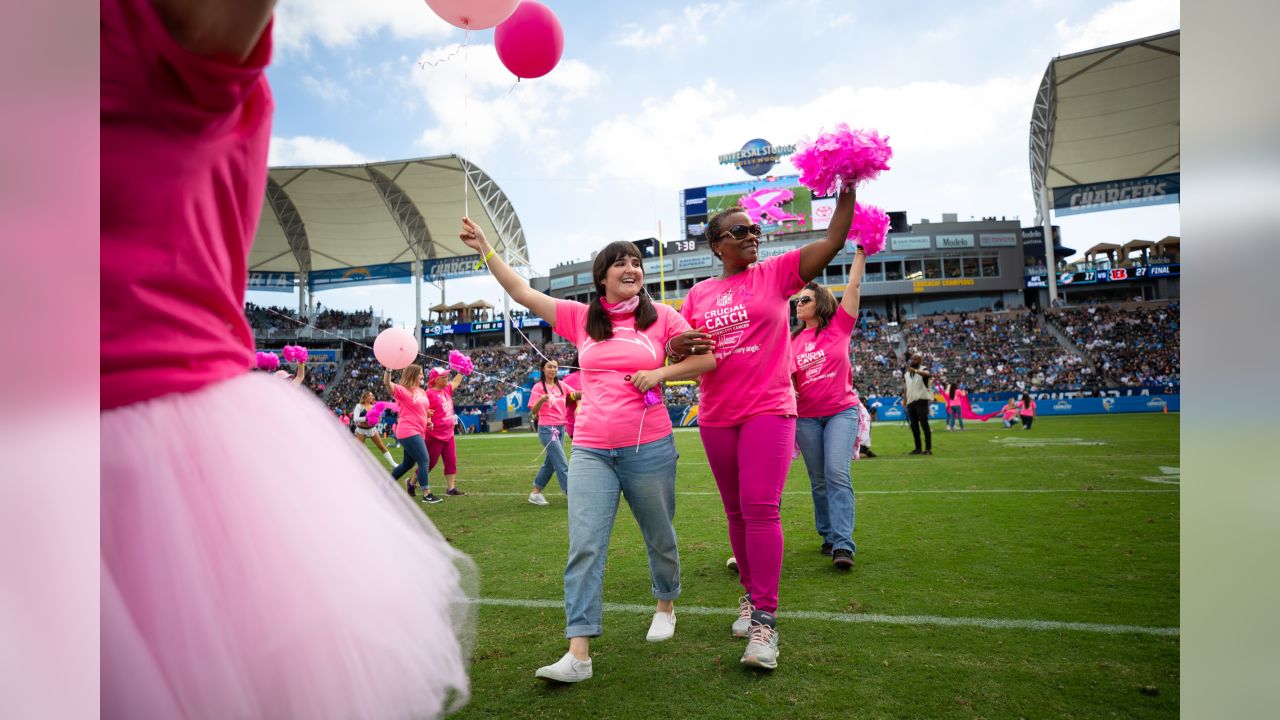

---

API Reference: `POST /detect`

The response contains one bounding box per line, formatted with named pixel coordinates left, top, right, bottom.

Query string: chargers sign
left=1052, top=173, right=1179, bottom=216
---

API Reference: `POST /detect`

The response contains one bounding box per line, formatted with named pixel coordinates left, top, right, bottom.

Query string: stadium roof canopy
left=249, top=154, right=529, bottom=279
left=1029, top=30, right=1180, bottom=219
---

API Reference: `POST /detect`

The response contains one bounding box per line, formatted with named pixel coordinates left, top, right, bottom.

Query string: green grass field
left=375, top=413, right=1179, bottom=719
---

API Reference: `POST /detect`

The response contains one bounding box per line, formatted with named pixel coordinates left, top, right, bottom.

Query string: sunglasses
left=718, top=223, right=763, bottom=240
left=794, top=296, right=815, bottom=306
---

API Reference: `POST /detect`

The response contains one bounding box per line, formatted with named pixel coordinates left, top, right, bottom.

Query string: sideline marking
left=1143, top=466, right=1180, bottom=485
left=990, top=436, right=1107, bottom=447
left=471, top=597, right=1178, bottom=637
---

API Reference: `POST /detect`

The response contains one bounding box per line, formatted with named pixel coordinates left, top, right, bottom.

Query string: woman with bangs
left=679, top=187, right=856, bottom=670
left=459, top=217, right=716, bottom=684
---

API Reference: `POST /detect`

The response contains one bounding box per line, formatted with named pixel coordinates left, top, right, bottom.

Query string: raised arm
left=292, top=362, right=306, bottom=386
left=797, top=187, right=856, bottom=283
left=383, top=371, right=395, bottom=396
left=840, top=247, right=867, bottom=318
left=450, top=373, right=464, bottom=390
left=149, top=0, right=276, bottom=62
left=459, top=217, right=557, bottom=325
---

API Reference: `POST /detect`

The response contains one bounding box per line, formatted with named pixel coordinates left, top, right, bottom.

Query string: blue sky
left=248, top=0, right=1180, bottom=325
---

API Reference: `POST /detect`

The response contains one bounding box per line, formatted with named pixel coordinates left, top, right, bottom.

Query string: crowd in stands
left=1049, top=302, right=1180, bottom=387
left=903, top=310, right=1096, bottom=393
left=243, top=302, right=381, bottom=333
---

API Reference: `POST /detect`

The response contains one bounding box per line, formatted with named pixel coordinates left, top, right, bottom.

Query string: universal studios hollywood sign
left=718, top=138, right=797, bottom=177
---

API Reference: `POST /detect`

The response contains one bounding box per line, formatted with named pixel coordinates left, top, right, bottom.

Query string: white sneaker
left=535, top=652, right=593, bottom=683
left=528, top=491, right=550, bottom=506
left=741, top=615, right=779, bottom=670
left=646, top=610, right=676, bottom=642
left=731, top=594, right=754, bottom=637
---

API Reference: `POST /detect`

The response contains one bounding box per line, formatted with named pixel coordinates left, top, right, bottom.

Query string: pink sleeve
left=679, top=288, right=699, bottom=327
left=757, top=248, right=805, bottom=298
left=527, top=383, right=544, bottom=409
left=391, top=384, right=408, bottom=404
left=553, top=300, right=589, bottom=344
left=832, top=305, right=857, bottom=337
left=659, top=304, right=693, bottom=344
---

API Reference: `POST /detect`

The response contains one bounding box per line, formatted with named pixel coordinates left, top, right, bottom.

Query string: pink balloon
left=424, top=0, right=520, bottom=30
left=374, top=328, right=418, bottom=370
left=494, top=1, right=564, bottom=79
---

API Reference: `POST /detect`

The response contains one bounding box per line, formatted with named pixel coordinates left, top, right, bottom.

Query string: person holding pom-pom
left=680, top=182, right=856, bottom=671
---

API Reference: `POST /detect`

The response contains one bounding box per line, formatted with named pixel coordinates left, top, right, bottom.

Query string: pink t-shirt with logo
left=554, top=300, right=692, bottom=449
left=425, top=384, right=456, bottom=441
left=792, top=305, right=858, bottom=418
left=101, top=0, right=274, bottom=410
left=681, top=249, right=806, bottom=426
left=528, top=379, right=570, bottom=427
left=391, top=384, right=432, bottom=439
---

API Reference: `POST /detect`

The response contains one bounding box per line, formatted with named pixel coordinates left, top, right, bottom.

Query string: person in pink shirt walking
left=384, top=365, right=440, bottom=503
left=425, top=366, right=466, bottom=496
left=527, top=357, right=576, bottom=505
left=460, top=218, right=715, bottom=684
left=790, top=241, right=868, bottom=571
left=679, top=186, right=856, bottom=670
left=101, top=1, right=473, bottom=716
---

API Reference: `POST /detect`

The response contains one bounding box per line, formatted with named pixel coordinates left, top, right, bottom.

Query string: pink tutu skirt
left=102, top=372, right=476, bottom=719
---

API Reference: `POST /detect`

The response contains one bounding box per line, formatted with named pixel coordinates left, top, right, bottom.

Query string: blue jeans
left=794, top=406, right=859, bottom=554
left=563, top=434, right=680, bottom=638
left=946, top=405, right=964, bottom=430
left=533, top=424, right=569, bottom=492
left=390, top=434, right=430, bottom=491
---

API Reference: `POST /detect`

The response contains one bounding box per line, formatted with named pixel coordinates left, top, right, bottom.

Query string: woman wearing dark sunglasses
left=790, top=245, right=867, bottom=572
left=678, top=188, right=856, bottom=670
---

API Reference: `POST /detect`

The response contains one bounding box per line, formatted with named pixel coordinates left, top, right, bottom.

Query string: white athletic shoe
left=535, top=652, right=593, bottom=683
left=528, top=491, right=550, bottom=506
left=731, top=594, right=754, bottom=638
left=646, top=611, right=676, bottom=642
left=741, top=614, right=779, bottom=670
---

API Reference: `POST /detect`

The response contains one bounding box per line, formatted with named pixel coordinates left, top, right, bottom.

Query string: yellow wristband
left=474, top=248, right=496, bottom=270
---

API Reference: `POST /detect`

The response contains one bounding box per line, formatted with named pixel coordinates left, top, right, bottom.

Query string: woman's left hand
left=630, top=370, right=662, bottom=392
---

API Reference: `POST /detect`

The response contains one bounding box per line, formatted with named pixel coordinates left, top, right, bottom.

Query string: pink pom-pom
left=790, top=124, right=893, bottom=196
left=448, top=349, right=474, bottom=376
left=847, top=202, right=890, bottom=256
left=256, top=351, right=280, bottom=372
left=643, top=388, right=663, bottom=407
left=282, top=345, right=309, bottom=363
left=366, top=401, right=386, bottom=426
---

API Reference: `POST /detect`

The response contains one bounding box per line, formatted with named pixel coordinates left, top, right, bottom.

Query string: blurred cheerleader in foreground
left=100, top=0, right=474, bottom=717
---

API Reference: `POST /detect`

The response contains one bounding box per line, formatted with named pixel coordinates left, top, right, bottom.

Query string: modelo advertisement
left=681, top=175, right=832, bottom=240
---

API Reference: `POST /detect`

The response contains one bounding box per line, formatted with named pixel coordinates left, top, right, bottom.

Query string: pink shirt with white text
left=528, top=379, right=569, bottom=427
left=681, top=249, right=806, bottom=426
left=792, top=305, right=858, bottom=418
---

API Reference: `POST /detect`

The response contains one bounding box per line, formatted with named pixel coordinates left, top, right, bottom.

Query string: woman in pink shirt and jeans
left=790, top=243, right=868, bottom=572
left=460, top=218, right=715, bottom=684
left=384, top=365, right=440, bottom=504
left=680, top=188, right=856, bottom=670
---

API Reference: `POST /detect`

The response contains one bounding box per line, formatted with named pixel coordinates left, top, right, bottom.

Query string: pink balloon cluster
left=494, top=2, right=564, bottom=79
left=790, top=124, right=893, bottom=196
left=847, top=202, right=890, bottom=256
left=282, top=344, right=308, bottom=363
left=256, top=351, right=280, bottom=372
left=448, top=349, right=475, bottom=376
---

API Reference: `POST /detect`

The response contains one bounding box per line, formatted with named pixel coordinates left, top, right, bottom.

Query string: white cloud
left=614, top=3, right=736, bottom=48
left=1055, top=0, right=1179, bottom=54
left=302, top=75, right=352, bottom=105
left=274, top=0, right=455, bottom=53
left=581, top=73, right=1044, bottom=223
left=407, top=43, right=602, bottom=171
left=268, top=136, right=372, bottom=166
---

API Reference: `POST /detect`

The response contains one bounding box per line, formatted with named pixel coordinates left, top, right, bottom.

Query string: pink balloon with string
left=494, top=1, right=564, bottom=79
left=374, top=328, right=418, bottom=370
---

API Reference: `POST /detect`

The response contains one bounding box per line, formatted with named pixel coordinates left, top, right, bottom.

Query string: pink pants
left=426, top=435, right=458, bottom=475
left=699, top=414, right=795, bottom=614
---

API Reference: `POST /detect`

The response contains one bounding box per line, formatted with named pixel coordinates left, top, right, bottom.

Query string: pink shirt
left=681, top=249, right=806, bottom=426
left=949, top=389, right=966, bottom=407
left=792, top=305, right=858, bottom=418
left=101, top=0, right=274, bottom=410
left=554, top=300, right=691, bottom=449
left=1020, top=399, right=1037, bottom=417
left=391, top=384, right=432, bottom=439
left=425, top=384, right=456, bottom=441
left=561, top=371, right=583, bottom=435
left=1002, top=405, right=1018, bottom=420
left=528, top=379, right=570, bottom=427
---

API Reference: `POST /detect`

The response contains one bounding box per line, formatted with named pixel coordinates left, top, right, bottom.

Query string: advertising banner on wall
left=1052, top=173, right=1180, bottom=216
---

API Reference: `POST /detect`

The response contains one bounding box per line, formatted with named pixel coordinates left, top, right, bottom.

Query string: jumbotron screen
left=681, top=175, right=834, bottom=241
